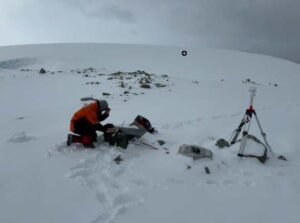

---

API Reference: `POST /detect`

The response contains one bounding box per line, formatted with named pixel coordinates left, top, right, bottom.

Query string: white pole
left=249, top=87, right=256, bottom=107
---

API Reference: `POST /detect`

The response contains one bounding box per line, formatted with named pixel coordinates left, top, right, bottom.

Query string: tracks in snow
left=65, top=148, right=148, bottom=223
left=159, top=103, right=300, bottom=130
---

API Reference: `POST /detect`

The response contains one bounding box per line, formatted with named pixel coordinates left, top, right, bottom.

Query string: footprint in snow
left=166, top=178, right=185, bottom=184
left=131, top=179, right=148, bottom=186
left=161, top=124, right=171, bottom=130
left=174, top=122, right=184, bottom=128
left=211, top=115, right=223, bottom=119
left=67, top=151, right=147, bottom=223
left=186, top=120, right=193, bottom=125
left=67, top=168, right=90, bottom=180
left=7, top=132, right=35, bottom=143
left=230, top=112, right=242, bottom=117
left=243, top=181, right=256, bottom=187
left=48, top=142, right=82, bottom=156
left=276, top=171, right=286, bottom=176
left=223, top=179, right=236, bottom=186
left=206, top=178, right=240, bottom=187
left=241, top=170, right=254, bottom=176
left=206, top=180, right=219, bottom=185
left=96, top=192, right=107, bottom=203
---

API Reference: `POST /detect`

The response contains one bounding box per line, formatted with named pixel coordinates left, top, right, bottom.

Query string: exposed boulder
left=39, top=68, right=46, bottom=74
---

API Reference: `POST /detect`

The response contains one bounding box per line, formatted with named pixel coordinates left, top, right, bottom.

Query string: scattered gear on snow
left=215, top=138, right=230, bottom=148
left=178, top=144, right=213, bottom=160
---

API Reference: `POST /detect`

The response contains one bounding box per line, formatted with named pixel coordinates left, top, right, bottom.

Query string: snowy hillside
left=0, top=43, right=300, bottom=223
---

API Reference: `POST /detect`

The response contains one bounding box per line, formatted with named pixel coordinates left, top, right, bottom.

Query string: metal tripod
left=229, top=87, right=274, bottom=158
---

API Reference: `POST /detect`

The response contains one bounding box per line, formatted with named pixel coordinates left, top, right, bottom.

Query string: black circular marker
left=181, top=50, right=187, bottom=56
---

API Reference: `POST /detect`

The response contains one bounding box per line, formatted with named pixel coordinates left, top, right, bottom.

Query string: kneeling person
left=67, top=99, right=110, bottom=148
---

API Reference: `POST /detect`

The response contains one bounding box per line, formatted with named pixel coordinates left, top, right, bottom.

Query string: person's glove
left=103, top=123, right=115, bottom=133
left=105, top=108, right=111, bottom=114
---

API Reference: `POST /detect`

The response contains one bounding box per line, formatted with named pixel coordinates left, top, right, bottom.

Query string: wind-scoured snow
left=0, top=43, right=300, bottom=223
left=0, top=57, right=37, bottom=69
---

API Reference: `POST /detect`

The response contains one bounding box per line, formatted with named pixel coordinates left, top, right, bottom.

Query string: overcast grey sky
left=0, top=0, right=299, bottom=63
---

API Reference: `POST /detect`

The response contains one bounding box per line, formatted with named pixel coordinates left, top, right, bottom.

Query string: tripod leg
left=253, top=113, right=274, bottom=155
left=231, top=113, right=248, bottom=145
left=238, top=116, right=252, bottom=157
left=238, top=132, right=247, bottom=158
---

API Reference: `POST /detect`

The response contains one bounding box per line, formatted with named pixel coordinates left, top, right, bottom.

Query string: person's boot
left=67, top=134, right=83, bottom=146
left=67, top=134, right=73, bottom=146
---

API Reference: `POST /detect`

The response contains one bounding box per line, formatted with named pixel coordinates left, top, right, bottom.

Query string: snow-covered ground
left=0, top=43, right=300, bottom=223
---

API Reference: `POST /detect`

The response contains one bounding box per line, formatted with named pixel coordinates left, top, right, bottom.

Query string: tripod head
left=249, top=87, right=256, bottom=108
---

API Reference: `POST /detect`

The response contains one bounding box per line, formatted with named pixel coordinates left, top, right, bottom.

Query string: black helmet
left=98, top=99, right=109, bottom=112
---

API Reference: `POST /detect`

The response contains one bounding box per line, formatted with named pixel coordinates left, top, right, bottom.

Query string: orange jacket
left=70, top=101, right=99, bottom=132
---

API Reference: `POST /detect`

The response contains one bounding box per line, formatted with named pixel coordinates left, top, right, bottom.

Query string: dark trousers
left=73, top=118, right=97, bottom=144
